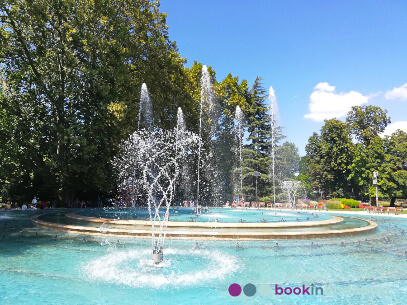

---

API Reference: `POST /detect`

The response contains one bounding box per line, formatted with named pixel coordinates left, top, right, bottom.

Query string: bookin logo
left=229, top=282, right=391, bottom=298
left=228, top=283, right=324, bottom=297
left=275, top=284, right=320, bottom=295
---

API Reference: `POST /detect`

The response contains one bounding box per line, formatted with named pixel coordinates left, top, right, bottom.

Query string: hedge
left=325, top=201, right=342, bottom=209
left=331, top=198, right=360, bottom=208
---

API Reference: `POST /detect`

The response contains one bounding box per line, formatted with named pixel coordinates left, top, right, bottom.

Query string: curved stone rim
left=31, top=213, right=377, bottom=240
left=65, top=211, right=344, bottom=228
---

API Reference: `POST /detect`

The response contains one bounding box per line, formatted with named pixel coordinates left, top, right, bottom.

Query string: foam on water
left=83, top=248, right=238, bottom=288
left=265, top=212, right=314, bottom=217
left=200, top=213, right=232, bottom=219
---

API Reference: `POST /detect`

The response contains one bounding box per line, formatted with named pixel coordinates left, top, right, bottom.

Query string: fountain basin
left=3, top=209, right=407, bottom=304
left=31, top=210, right=377, bottom=240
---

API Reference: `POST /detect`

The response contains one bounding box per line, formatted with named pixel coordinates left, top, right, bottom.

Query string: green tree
left=346, top=105, right=392, bottom=203
left=0, top=0, right=189, bottom=203
left=306, top=119, right=354, bottom=198
left=379, top=131, right=407, bottom=205
left=350, top=131, right=407, bottom=205
left=273, top=141, right=300, bottom=201
left=297, top=156, right=313, bottom=199
left=275, top=141, right=300, bottom=181
left=216, top=73, right=250, bottom=199
left=348, top=136, right=384, bottom=202
left=242, top=77, right=272, bottom=201
left=346, top=105, right=391, bottom=146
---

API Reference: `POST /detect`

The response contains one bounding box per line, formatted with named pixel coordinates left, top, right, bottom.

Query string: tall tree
left=348, top=136, right=384, bottom=202
left=0, top=0, right=189, bottom=202
left=347, top=105, right=392, bottom=203
left=346, top=105, right=391, bottom=146
left=242, top=77, right=272, bottom=201
left=216, top=73, right=250, bottom=199
left=273, top=141, right=300, bottom=201
left=306, top=119, right=354, bottom=198
left=382, top=130, right=407, bottom=205
left=275, top=141, right=300, bottom=181
left=297, top=156, right=314, bottom=199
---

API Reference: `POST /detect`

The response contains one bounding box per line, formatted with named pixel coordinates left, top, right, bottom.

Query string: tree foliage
left=242, top=77, right=272, bottom=201
left=346, top=105, right=391, bottom=146
left=305, top=105, right=407, bottom=204
left=0, top=0, right=190, bottom=202
left=1, top=1, right=299, bottom=206
left=306, top=119, right=354, bottom=198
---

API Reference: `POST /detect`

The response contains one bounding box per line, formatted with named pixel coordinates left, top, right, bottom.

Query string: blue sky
left=160, top=0, right=407, bottom=155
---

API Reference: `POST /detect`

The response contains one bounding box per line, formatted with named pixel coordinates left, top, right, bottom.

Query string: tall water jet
left=197, top=65, right=215, bottom=206
left=122, top=83, right=152, bottom=208
left=269, top=86, right=280, bottom=205
left=175, top=108, right=193, bottom=201
left=114, top=108, right=199, bottom=264
left=177, top=107, right=186, bottom=132
left=235, top=106, right=245, bottom=196
left=138, top=83, right=152, bottom=130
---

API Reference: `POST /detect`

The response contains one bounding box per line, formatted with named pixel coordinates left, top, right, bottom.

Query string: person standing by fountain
left=32, top=196, right=37, bottom=208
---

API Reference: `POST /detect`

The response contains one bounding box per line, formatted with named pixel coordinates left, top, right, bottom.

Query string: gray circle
left=258, top=284, right=272, bottom=297
left=243, top=283, right=257, bottom=297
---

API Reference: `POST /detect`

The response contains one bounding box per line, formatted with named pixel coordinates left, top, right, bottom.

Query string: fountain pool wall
left=31, top=208, right=377, bottom=240
left=1, top=209, right=407, bottom=304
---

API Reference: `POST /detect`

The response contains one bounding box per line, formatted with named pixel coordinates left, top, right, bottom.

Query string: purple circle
left=229, top=283, right=242, bottom=297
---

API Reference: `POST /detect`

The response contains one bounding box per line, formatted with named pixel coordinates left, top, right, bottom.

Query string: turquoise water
left=76, top=207, right=333, bottom=223
left=37, top=212, right=369, bottom=233
left=1, top=209, right=407, bottom=304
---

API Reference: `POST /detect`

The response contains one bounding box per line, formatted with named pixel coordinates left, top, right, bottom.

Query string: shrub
left=260, top=196, right=272, bottom=203
left=331, top=198, right=360, bottom=208
left=325, top=201, right=342, bottom=209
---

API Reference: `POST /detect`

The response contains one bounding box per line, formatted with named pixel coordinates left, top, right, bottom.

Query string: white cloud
left=385, top=83, right=407, bottom=101
left=314, top=82, right=335, bottom=92
left=381, top=121, right=407, bottom=137
left=368, top=92, right=382, bottom=99
left=304, top=82, right=368, bottom=122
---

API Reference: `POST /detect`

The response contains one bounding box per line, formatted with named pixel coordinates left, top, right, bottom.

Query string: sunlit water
left=1, top=209, right=407, bottom=304
left=76, top=207, right=332, bottom=223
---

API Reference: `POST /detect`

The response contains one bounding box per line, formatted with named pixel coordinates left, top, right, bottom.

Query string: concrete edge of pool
left=31, top=213, right=377, bottom=240
left=65, top=211, right=344, bottom=228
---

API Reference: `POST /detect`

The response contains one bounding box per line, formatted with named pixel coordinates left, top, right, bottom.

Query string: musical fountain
left=3, top=67, right=407, bottom=304
left=113, top=104, right=199, bottom=263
